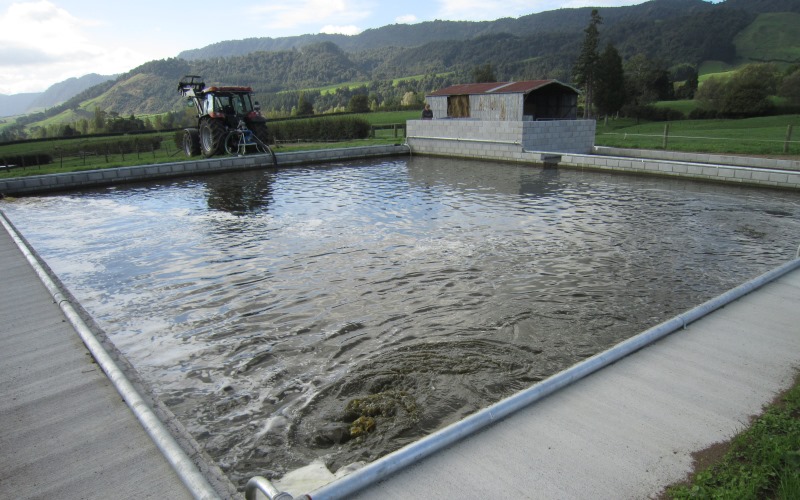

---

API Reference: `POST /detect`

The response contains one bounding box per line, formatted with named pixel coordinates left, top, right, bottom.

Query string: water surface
left=3, top=156, right=798, bottom=487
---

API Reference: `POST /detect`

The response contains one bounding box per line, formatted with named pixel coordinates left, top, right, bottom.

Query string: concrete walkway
left=0, top=218, right=201, bottom=499
left=296, top=262, right=800, bottom=499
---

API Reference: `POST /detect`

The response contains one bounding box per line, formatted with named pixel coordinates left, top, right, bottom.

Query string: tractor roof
left=205, top=86, right=253, bottom=93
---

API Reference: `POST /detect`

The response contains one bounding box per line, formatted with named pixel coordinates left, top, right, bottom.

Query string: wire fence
left=0, top=135, right=185, bottom=176
left=598, top=123, right=798, bottom=156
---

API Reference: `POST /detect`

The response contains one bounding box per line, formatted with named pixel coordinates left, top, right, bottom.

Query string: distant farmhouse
left=408, top=79, right=595, bottom=161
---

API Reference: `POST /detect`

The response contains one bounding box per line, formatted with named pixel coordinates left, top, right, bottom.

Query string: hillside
left=0, top=74, right=114, bottom=118
left=734, top=12, right=800, bottom=63
left=178, top=0, right=712, bottom=60
left=5, top=0, right=800, bottom=133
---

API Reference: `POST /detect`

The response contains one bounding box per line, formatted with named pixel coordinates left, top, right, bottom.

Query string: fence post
left=784, top=124, right=793, bottom=154
left=662, top=123, right=669, bottom=149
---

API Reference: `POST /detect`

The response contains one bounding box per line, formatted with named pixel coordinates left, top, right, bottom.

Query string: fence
left=0, top=135, right=185, bottom=177
left=370, top=123, right=406, bottom=139
left=598, top=124, right=798, bottom=156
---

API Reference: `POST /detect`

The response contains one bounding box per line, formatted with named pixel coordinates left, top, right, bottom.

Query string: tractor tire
left=199, top=119, right=225, bottom=158
left=183, top=128, right=200, bottom=157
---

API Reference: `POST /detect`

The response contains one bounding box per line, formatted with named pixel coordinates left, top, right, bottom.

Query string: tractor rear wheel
left=183, top=128, right=200, bottom=157
left=199, top=119, right=225, bottom=158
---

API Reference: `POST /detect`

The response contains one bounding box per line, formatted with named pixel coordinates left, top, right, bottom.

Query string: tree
left=348, top=94, right=370, bottom=113
left=778, top=68, right=800, bottom=105
left=472, top=64, right=497, bottom=83
left=594, top=43, right=625, bottom=117
left=719, top=63, right=778, bottom=117
left=572, top=9, right=602, bottom=118
left=296, top=93, right=314, bottom=116
left=624, top=54, right=672, bottom=107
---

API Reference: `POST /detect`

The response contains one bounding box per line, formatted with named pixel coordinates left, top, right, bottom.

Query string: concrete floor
left=0, top=217, right=198, bottom=499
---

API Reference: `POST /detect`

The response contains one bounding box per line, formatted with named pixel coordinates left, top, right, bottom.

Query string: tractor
left=178, top=75, right=274, bottom=160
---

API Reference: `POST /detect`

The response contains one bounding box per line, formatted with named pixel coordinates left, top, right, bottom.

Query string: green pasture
left=4, top=112, right=800, bottom=180
left=596, top=115, right=800, bottom=156
left=734, top=12, right=800, bottom=63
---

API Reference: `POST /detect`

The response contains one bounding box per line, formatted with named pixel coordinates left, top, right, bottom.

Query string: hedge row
left=54, top=137, right=164, bottom=156
left=1, top=153, right=53, bottom=167
left=269, top=116, right=371, bottom=142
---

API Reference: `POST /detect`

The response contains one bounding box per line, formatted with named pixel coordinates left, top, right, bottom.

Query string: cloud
left=434, top=0, right=644, bottom=21
left=435, top=0, right=545, bottom=21
left=0, top=1, right=148, bottom=94
left=395, top=14, right=418, bottom=24
left=249, top=0, right=372, bottom=33
left=320, top=24, right=363, bottom=35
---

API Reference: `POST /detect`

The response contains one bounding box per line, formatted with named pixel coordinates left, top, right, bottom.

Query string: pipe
left=309, top=255, right=800, bottom=500
left=0, top=211, right=220, bottom=500
left=245, top=476, right=297, bottom=500
left=406, top=135, right=521, bottom=146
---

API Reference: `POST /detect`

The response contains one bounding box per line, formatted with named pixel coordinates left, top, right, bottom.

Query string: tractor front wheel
left=183, top=128, right=200, bottom=157
left=199, top=119, right=225, bottom=158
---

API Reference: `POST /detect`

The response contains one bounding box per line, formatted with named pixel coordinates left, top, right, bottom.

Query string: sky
left=0, top=0, right=686, bottom=95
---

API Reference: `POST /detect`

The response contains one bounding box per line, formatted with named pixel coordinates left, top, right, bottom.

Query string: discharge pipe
left=309, top=254, right=800, bottom=500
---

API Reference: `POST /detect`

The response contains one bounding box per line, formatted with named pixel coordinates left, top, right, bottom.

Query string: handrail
left=245, top=476, right=296, bottom=500
left=309, top=256, right=800, bottom=499
left=406, top=134, right=521, bottom=146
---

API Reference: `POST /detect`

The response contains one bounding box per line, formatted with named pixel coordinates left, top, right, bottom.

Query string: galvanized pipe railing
left=244, top=476, right=297, bottom=500
left=307, top=254, right=800, bottom=499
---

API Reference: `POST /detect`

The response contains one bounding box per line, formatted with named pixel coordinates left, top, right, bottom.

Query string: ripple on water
left=2, top=156, right=799, bottom=487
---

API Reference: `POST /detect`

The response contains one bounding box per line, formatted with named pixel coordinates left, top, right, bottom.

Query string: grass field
left=734, top=12, right=800, bottom=64
left=595, top=115, right=800, bottom=156
left=3, top=112, right=799, bottom=179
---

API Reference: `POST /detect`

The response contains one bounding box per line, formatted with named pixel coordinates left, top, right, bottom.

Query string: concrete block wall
left=558, top=152, right=800, bottom=190
left=522, top=120, right=596, bottom=154
left=407, top=119, right=595, bottom=161
left=595, top=146, right=800, bottom=172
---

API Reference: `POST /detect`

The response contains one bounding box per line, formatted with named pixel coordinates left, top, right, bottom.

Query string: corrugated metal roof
left=429, top=80, right=578, bottom=96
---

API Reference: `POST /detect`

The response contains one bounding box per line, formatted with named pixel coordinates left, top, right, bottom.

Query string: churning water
left=3, top=156, right=799, bottom=487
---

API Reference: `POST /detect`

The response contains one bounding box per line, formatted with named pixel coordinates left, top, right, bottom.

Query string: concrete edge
left=0, top=210, right=240, bottom=499
left=0, top=144, right=411, bottom=196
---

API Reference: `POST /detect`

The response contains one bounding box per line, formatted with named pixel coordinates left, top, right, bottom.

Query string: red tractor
left=178, top=75, right=275, bottom=161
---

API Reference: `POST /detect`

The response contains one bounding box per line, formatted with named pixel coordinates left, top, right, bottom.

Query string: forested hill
left=6, top=0, right=800, bottom=129
left=178, top=0, right=714, bottom=60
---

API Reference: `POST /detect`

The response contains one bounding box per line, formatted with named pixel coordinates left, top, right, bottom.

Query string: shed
left=426, top=80, right=579, bottom=121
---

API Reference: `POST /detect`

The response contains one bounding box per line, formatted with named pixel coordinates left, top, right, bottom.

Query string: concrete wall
left=559, top=151, right=800, bottom=190
left=596, top=146, right=800, bottom=172
left=0, top=144, right=409, bottom=196
left=407, top=119, right=596, bottom=161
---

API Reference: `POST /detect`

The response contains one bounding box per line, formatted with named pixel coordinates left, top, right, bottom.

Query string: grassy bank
left=2, top=113, right=799, bottom=180
left=595, top=115, right=800, bottom=157
left=666, top=372, right=800, bottom=499
left=595, top=115, right=800, bottom=156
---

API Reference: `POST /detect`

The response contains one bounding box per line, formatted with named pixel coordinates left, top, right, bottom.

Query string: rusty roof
left=428, top=80, right=578, bottom=97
